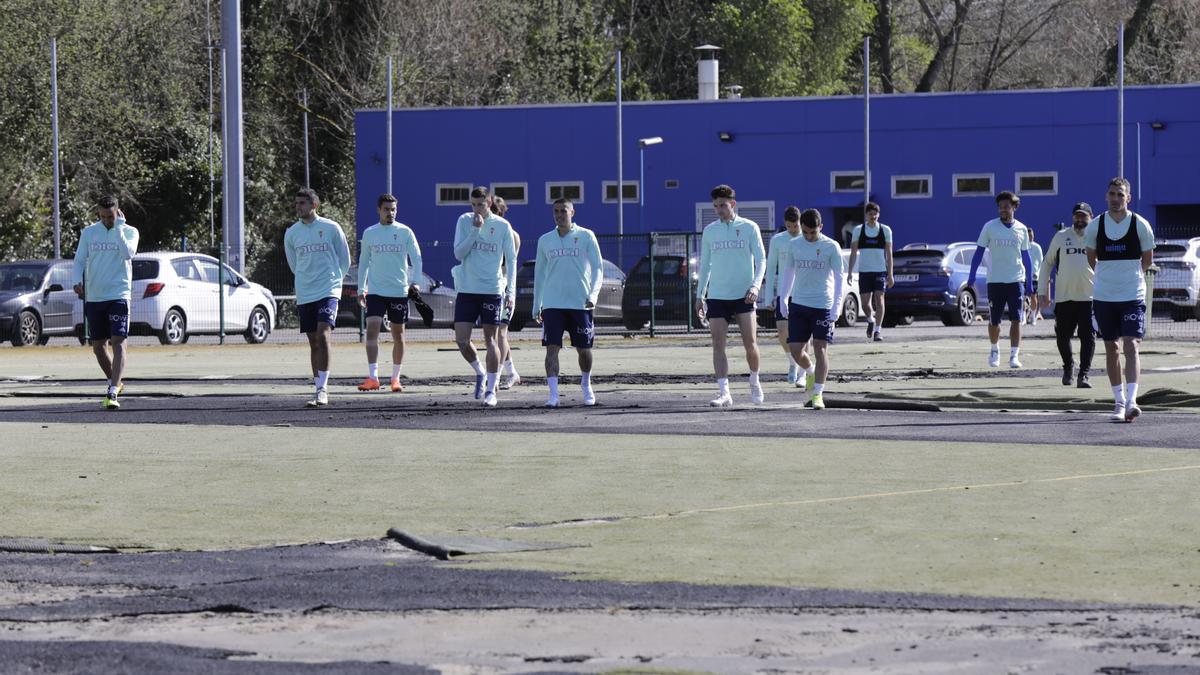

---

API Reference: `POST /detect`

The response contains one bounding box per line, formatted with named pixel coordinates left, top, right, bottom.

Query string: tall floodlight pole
left=221, top=0, right=245, bottom=273
left=206, top=0, right=215, bottom=249
left=616, top=49, right=624, bottom=268
left=387, top=56, right=393, bottom=194
left=50, top=38, right=61, bottom=259
left=863, top=37, right=871, bottom=209
left=638, top=137, right=664, bottom=232
left=1118, top=22, right=1125, bottom=179
left=302, top=88, right=310, bottom=188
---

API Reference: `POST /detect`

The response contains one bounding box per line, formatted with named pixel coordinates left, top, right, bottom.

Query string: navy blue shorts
left=85, top=299, right=129, bottom=342
left=773, top=297, right=786, bottom=323
left=1093, top=300, right=1145, bottom=341
left=541, top=308, right=594, bottom=349
left=705, top=297, right=755, bottom=321
left=987, top=282, right=1024, bottom=325
left=455, top=292, right=503, bottom=326
left=858, top=272, right=888, bottom=295
left=787, top=302, right=835, bottom=344
left=365, top=295, right=409, bottom=325
left=298, top=297, right=338, bottom=333
left=499, top=303, right=513, bottom=326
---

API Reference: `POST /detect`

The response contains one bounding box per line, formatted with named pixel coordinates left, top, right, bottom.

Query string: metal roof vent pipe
left=695, top=45, right=721, bottom=101
left=725, top=85, right=743, bottom=100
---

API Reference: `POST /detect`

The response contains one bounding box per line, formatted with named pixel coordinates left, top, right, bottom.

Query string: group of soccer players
left=72, top=177, right=1155, bottom=422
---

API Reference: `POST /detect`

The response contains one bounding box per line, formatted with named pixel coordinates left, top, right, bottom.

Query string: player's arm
left=407, top=230, right=424, bottom=292
left=283, top=228, right=297, bottom=273
left=452, top=217, right=477, bottom=261
left=72, top=228, right=89, bottom=297
left=695, top=230, right=712, bottom=316
left=1038, top=235, right=1060, bottom=303
left=846, top=225, right=859, bottom=280
left=967, top=246, right=986, bottom=288
left=333, top=225, right=351, bottom=279
left=884, top=228, right=894, bottom=287
left=118, top=222, right=139, bottom=259
left=1020, top=249, right=1034, bottom=296
left=746, top=226, right=766, bottom=304
left=761, top=241, right=779, bottom=306
left=532, top=238, right=548, bottom=323
left=776, top=248, right=796, bottom=319
left=502, top=227, right=517, bottom=307
left=357, top=236, right=371, bottom=302
left=829, top=243, right=845, bottom=322
left=585, top=232, right=603, bottom=309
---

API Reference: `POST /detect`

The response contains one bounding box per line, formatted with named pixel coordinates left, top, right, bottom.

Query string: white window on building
left=1016, top=172, right=1058, bottom=196
left=892, top=175, right=933, bottom=199
left=953, top=173, right=994, bottom=197
left=546, top=181, right=584, bottom=203
left=436, top=183, right=472, bottom=206
left=695, top=201, right=775, bottom=233
left=830, top=171, right=866, bottom=193
left=490, top=182, right=528, bottom=205
left=602, top=181, right=639, bottom=203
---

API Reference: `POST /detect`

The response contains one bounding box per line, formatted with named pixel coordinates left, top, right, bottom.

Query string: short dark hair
left=710, top=184, right=735, bottom=200
left=864, top=201, right=880, bottom=214
left=995, top=190, right=1020, bottom=206
left=296, top=187, right=319, bottom=204
left=783, top=206, right=801, bottom=223
left=470, top=186, right=490, bottom=200
left=490, top=196, right=508, bottom=216
left=1108, top=176, right=1132, bottom=193
left=799, top=208, right=822, bottom=229
left=553, top=198, right=574, bottom=208
left=1025, top=225, right=1035, bottom=240
left=96, top=195, right=118, bottom=209
left=377, top=193, right=397, bottom=208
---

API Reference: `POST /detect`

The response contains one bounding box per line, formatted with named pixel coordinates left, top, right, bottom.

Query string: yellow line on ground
left=640, top=463, right=1200, bottom=520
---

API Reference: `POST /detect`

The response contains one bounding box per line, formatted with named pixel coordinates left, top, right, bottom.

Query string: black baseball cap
left=1072, top=202, right=1092, bottom=216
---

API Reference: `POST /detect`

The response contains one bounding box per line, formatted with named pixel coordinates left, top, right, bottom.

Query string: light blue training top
left=975, top=218, right=1030, bottom=284
left=452, top=212, right=518, bottom=298
left=778, top=233, right=844, bottom=313
left=849, top=223, right=893, bottom=273
left=696, top=216, right=766, bottom=301
left=72, top=220, right=140, bottom=302
left=284, top=216, right=352, bottom=305
left=532, top=223, right=604, bottom=314
left=761, top=230, right=800, bottom=304
left=358, top=222, right=423, bottom=297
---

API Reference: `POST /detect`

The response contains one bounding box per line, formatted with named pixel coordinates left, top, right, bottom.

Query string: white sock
left=749, top=371, right=760, bottom=388
left=505, top=359, right=518, bottom=378
left=107, top=384, right=117, bottom=396
left=486, top=371, right=498, bottom=394
left=1010, top=347, right=1019, bottom=357
left=813, top=383, right=825, bottom=395
left=581, top=372, right=592, bottom=391
left=470, top=359, right=485, bottom=376
left=1124, top=382, right=1138, bottom=406
left=717, top=377, right=729, bottom=393
left=392, top=364, right=402, bottom=381
left=1112, top=385, right=1125, bottom=405
left=315, top=370, right=329, bottom=390
left=368, top=363, right=378, bottom=380
left=990, top=344, right=999, bottom=353
left=548, top=376, right=559, bottom=398
left=805, top=366, right=815, bottom=377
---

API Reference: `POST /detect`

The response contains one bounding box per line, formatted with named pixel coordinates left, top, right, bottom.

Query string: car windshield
left=0, top=264, right=48, bottom=291
left=1155, top=244, right=1187, bottom=257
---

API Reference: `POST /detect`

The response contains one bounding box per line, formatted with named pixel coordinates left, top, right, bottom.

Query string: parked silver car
left=0, top=259, right=79, bottom=346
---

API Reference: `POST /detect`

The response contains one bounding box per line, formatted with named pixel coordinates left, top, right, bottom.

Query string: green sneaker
left=102, top=394, right=121, bottom=410
left=810, top=393, right=825, bottom=410
left=804, top=372, right=815, bottom=392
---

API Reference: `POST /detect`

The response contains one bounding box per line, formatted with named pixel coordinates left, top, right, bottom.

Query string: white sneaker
left=500, top=373, right=520, bottom=390
left=582, top=389, right=596, bottom=406
left=988, top=349, right=1000, bottom=368
left=749, top=384, right=764, bottom=405
left=709, top=391, right=733, bottom=407
left=787, top=365, right=799, bottom=385
left=1124, top=402, right=1141, bottom=422
left=482, top=391, right=497, bottom=407
left=306, top=388, right=329, bottom=408
left=1109, top=402, right=1126, bottom=422
left=544, top=397, right=560, bottom=408
left=1009, top=355, right=1022, bottom=368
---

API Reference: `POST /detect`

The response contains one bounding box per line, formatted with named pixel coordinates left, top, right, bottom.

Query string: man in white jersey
left=760, top=206, right=813, bottom=389
left=777, top=209, right=843, bottom=411
left=490, top=196, right=522, bottom=390
left=1038, top=203, right=1096, bottom=388
left=1084, top=177, right=1155, bottom=422
left=356, top=194, right=422, bottom=393
left=967, top=191, right=1034, bottom=368
left=284, top=188, right=352, bottom=407
left=532, top=198, right=603, bottom=407
left=695, top=184, right=767, bottom=407
left=1024, top=225, right=1044, bottom=325
left=452, top=186, right=518, bottom=408
left=846, top=201, right=894, bottom=341
left=72, top=195, right=139, bottom=410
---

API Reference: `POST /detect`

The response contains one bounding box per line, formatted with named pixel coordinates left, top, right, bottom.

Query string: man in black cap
left=1038, top=202, right=1096, bottom=387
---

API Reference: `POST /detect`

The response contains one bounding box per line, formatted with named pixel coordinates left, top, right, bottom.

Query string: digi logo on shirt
left=371, top=244, right=405, bottom=253
left=794, top=259, right=827, bottom=270
left=296, top=243, right=331, bottom=255
left=90, top=242, right=120, bottom=252
left=712, top=240, right=747, bottom=251
left=472, top=241, right=499, bottom=253
left=548, top=248, right=579, bottom=258
left=992, top=238, right=1018, bottom=248
left=1065, top=247, right=1088, bottom=255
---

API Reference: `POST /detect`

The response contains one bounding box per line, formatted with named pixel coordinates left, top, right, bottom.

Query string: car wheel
left=158, top=308, right=187, bottom=345
left=946, top=289, right=976, bottom=326
left=837, top=293, right=859, bottom=328
left=1171, top=307, right=1189, bottom=322
left=623, top=315, right=646, bottom=331
left=243, top=306, right=271, bottom=343
left=509, top=317, right=525, bottom=332
left=11, top=310, right=41, bottom=347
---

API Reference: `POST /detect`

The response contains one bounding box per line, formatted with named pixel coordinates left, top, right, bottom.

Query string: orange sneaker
left=390, top=378, right=403, bottom=393
left=357, top=377, right=381, bottom=391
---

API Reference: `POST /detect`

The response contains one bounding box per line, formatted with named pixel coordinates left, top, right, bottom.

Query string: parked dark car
left=887, top=243, right=994, bottom=326
left=510, top=259, right=626, bottom=331
left=1, top=259, right=79, bottom=346
left=338, top=265, right=456, bottom=328
left=619, top=255, right=706, bottom=331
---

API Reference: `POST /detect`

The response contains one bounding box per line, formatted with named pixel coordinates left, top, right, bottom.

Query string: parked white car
left=73, top=252, right=277, bottom=344
left=1152, top=237, right=1200, bottom=322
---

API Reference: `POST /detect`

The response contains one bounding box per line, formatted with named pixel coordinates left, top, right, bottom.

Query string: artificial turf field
left=1, top=326, right=1198, bottom=672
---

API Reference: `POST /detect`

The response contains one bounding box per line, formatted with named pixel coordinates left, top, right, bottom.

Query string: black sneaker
left=872, top=331, right=882, bottom=342
left=866, top=322, right=875, bottom=338
left=1062, top=364, right=1073, bottom=386
left=1077, top=372, right=1092, bottom=388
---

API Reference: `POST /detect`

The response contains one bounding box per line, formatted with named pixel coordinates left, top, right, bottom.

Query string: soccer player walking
left=695, top=184, right=767, bottom=407
left=777, top=209, right=843, bottom=410
left=761, top=207, right=812, bottom=389
left=452, top=186, right=518, bottom=407
left=490, top=196, right=522, bottom=390
left=1038, top=203, right=1096, bottom=388
left=845, top=202, right=894, bottom=341
left=356, top=194, right=422, bottom=393
left=1084, top=178, right=1155, bottom=422
left=532, top=198, right=603, bottom=407
left=72, top=195, right=139, bottom=410
left=1025, top=226, right=1044, bottom=325
left=284, top=188, right=351, bottom=407
left=968, top=191, right=1034, bottom=368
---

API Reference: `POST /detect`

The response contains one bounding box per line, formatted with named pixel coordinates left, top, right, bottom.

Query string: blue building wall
left=354, top=85, right=1200, bottom=281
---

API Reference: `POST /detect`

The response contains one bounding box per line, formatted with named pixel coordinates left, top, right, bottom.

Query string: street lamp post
left=638, top=136, right=663, bottom=232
